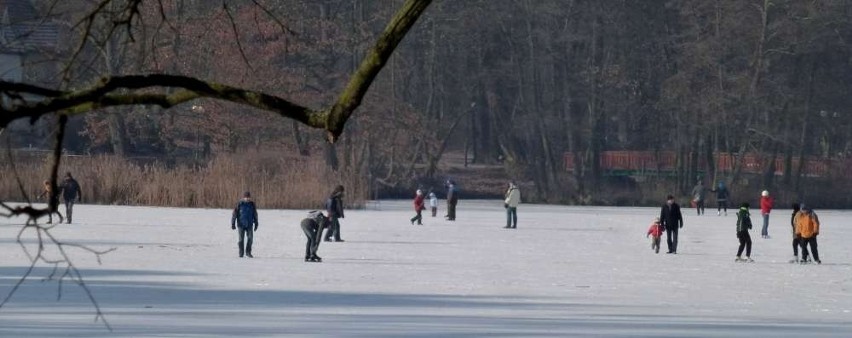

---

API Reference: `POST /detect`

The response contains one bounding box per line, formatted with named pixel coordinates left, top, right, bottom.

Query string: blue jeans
left=506, top=207, right=517, bottom=228
left=761, top=214, right=770, bottom=237
left=238, top=227, right=254, bottom=256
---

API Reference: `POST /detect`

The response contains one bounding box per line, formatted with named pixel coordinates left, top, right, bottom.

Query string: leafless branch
left=223, top=2, right=255, bottom=72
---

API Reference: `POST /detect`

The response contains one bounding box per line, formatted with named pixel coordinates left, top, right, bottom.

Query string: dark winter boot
left=310, top=255, right=322, bottom=262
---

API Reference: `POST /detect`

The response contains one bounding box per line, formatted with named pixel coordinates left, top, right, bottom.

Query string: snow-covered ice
left=1, top=200, right=851, bottom=337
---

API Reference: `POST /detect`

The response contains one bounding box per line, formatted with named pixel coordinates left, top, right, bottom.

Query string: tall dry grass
left=0, top=151, right=367, bottom=209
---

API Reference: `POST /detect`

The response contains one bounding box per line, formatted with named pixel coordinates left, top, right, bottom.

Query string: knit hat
left=761, top=190, right=769, bottom=197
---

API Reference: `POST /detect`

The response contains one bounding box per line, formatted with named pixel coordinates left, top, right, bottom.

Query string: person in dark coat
left=790, top=203, right=806, bottom=263
left=659, top=195, right=684, bottom=254
left=323, top=185, right=345, bottom=242
left=301, top=211, right=327, bottom=262
left=231, top=191, right=259, bottom=258
left=445, top=180, right=458, bottom=221
left=711, top=181, right=730, bottom=216
left=58, top=172, right=82, bottom=224
left=735, top=202, right=754, bottom=262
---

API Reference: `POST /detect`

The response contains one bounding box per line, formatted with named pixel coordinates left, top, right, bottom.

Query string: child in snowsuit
left=646, top=217, right=664, bottom=254
left=410, top=189, right=425, bottom=225
left=37, top=180, right=63, bottom=224
left=428, top=190, right=438, bottom=217
left=735, top=202, right=753, bottom=262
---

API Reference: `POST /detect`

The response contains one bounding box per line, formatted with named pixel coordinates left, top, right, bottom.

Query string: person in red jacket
left=646, top=217, right=664, bottom=254
left=760, top=190, right=774, bottom=239
left=410, top=189, right=426, bottom=225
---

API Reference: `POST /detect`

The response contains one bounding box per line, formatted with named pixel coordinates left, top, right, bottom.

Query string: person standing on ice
left=503, top=182, right=521, bottom=229
left=301, top=211, right=327, bottom=262
left=323, top=185, right=346, bottom=242
left=735, top=202, right=754, bottom=262
left=659, top=195, right=683, bottom=254
left=711, top=181, right=729, bottom=216
left=794, top=204, right=821, bottom=264
left=445, top=180, right=459, bottom=221
left=231, top=191, right=259, bottom=258
left=691, top=180, right=706, bottom=215
left=646, top=217, right=664, bottom=254
left=428, top=189, right=438, bottom=217
left=789, top=203, right=806, bottom=263
left=410, top=189, right=425, bottom=225
left=759, top=190, right=774, bottom=238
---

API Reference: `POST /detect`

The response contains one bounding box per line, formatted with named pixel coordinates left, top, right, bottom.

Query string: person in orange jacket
left=794, top=204, right=821, bottom=264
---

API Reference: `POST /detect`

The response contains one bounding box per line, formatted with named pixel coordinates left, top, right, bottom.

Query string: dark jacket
left=231, top=199, right=259, bottom=229
left=446, top=183, right=458, bottom=202
left=326, top=191, right=345, bottom=219
left=60, top=177, right=81, bottom=201
left=659, top=202, right=683, bottom=230
left=736, top=207, right=752, bottom=232
left=712, top=184, right=729, bottom=201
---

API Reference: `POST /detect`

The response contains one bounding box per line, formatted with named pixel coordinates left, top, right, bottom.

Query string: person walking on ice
left=231, top=191, right=259, bottom=258
left=735, top=202, right=754, bottom=262
left=323, top=185, right=346, bottom=242
left=503, top=182, right=521, bottom=229
left=691, top=180, right=706, bottom=215
left=646, top=217, right=664, bottom=254
left=301, top=211, right=327, bottom=262
left=659, top=195, right=683, bottom=254
left=59, top=172, right=82, bottom=224
left=410, top=189, right=425, bottom=225
left=760, top=190, right=773, bottom=238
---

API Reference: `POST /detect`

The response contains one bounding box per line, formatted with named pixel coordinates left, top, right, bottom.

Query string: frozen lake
left=1, top=200, right=851, bottom=337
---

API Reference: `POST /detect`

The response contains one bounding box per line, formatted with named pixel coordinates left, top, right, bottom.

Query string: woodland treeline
left=6, top=0, right=852, bottom=206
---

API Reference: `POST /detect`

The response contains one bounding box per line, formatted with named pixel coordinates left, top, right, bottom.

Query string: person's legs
left=510, top=207, right=517, bottom=228
left=671, top=228, right=679, bottom=253
left=745, top=232, right=752, bottom=257
left=64, top=199, right=74, bottom=223
left=808, top=237, right=820, bottom=262
left=238, top=228, right=246, bottom=257
left=800, top=238, right=810, bottom=261
left=762, top=214, right=770, bottom=237
left=737, top=232, right=746, bottom=257
left=666, top=229, right=674, bottom=253
left=699, top=201, right=705, bottom=215
left=245, top=228, right=254, bottom=257
left=431, top=207, right=436, bottom=217
left=415, top=209, right=423, bottom=225
left=654, top=237, right=660, bottom=253
left=331, top=218, right=342, bottom=241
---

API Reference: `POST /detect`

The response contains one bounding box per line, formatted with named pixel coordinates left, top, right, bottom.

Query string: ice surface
left=1, top=200, right=851, bottom=337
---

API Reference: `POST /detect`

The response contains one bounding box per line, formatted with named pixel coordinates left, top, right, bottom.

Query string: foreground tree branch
left=0, top=0, right=433, bottom=143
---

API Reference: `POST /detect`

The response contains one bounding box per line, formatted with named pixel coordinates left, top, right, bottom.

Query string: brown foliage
left=0, top=151, right=367, bottom=209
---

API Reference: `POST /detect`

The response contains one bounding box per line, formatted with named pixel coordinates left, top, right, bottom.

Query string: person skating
left=646, top=217, right=664, bottom=254
left=503, top=182, right=521, bottom=229
left=760, top=190, right=774, bottom=238
left=691, top=180, right=707, bottom=215
left=301, top=211, right=328, bottom=262
left=735, top=202, right=754, bottom=262
left=410, top=189, right=425, bottom=225
left=323, top=185, right=345, bottom=242
left=659, top=195, right=684, bottom=254
left=711, top=181, right=729, bottom=216
left=789, top=203, right=806, bottom=263
left=794, top=204, right=821, bottom=264
left=428, top=190, right=438, bottom=217
left=445, top=180, right=458, bottom=221
left=58, top=172, right=82, bottom=224
left=231, top=191, right=259, bottom=258
left=37, top=180, right=63, bottom=224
